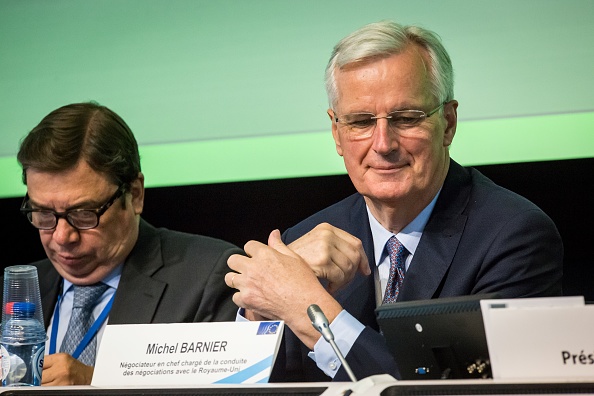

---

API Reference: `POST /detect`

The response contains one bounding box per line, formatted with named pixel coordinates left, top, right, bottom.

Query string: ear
left=442, top=100, right=458, bottom=147
left=328, top=109, right=344, bottom=157
left=130, top=172, right=145, bottom=215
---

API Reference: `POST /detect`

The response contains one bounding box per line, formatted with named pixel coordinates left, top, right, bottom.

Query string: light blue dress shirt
left=310, top=191, right=440, bottom=377
left=45, top=264, right=122, bottom=354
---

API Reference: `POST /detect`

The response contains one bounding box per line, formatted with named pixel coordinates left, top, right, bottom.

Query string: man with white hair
left=227, top=20, right=563, bottom=381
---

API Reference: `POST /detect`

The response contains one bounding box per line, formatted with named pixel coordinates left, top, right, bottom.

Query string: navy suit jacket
left=33, top=219, right=242, bottom=330
left=272, top=160, right=563, bottom=382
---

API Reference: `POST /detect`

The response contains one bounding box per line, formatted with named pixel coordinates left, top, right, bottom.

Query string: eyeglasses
left=20, top=184, right=126, bottom=231
left=334, top=102, right=447, bottom=141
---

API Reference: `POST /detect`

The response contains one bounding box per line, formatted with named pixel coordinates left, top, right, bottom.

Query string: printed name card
left=480, top=296, right=594, bottom=379
left=92, top=321, right=283, bottom=387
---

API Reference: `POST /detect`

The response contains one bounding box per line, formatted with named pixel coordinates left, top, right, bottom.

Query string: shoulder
left=139, top=219, right=243, bottom=260
left=433, top=162, right=561, bottom=257
left=466, top=167, right=552, bottom=221
left=443, top=161, right=553, bottom=222
left=158, top=227, right=239, bottom=250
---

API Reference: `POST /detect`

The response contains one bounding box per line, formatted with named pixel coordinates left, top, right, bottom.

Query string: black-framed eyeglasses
left=334, top=101, right=447, bottom=141
left=20, top=184, right=126, bottom=230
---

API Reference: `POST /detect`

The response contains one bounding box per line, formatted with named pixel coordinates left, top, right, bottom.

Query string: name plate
left=481, top=297, right=594, bottom=379
left=92, top=321, right=283, bottom=387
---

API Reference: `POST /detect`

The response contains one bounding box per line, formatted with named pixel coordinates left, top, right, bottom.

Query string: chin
left=366, top=180, right=410, bottom=197
left=61, top=272, right=104, bottom=286
left=363, top=191, right=408, bottom=207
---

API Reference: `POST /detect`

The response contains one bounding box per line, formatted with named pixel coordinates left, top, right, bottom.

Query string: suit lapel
left=37, top=264, right=61, bottom=328
left=334, top=195, right=378, bottom=328
left=399, top=160, right=471, bottom=301
left=108, top=219, right=167, bottom=324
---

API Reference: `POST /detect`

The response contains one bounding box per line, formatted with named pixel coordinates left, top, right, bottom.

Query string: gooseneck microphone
left=307, top=304, right=357, bottom=382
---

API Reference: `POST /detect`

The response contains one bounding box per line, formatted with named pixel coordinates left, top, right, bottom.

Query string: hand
left=227, top=230, right=343, bottom=349
left=288, top=223, right=371, bottom=293
left=42, top=353, right=94, bottom=386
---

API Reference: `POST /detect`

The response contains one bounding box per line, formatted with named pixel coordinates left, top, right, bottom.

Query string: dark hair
left=17, top=102, right=141, bottom=189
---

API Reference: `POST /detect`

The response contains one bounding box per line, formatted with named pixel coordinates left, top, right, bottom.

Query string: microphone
left=307, top=304, right=357, bottom=382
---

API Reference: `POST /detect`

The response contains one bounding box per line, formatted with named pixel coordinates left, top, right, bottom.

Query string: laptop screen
left=375, top=294, right=497, bottom=380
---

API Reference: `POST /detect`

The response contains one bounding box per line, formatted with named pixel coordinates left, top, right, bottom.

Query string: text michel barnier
left=147, top=341, right=227, bottom=354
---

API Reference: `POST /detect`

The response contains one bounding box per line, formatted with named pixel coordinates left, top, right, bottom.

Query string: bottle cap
left=4, top=302, right=36, bottom=317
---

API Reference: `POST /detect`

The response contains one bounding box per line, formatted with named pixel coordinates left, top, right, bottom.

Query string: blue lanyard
left=49, top=288, right=115, bottom=359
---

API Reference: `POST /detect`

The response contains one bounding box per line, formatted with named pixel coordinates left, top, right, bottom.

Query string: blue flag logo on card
left=257, top=322, right=281, bottom=335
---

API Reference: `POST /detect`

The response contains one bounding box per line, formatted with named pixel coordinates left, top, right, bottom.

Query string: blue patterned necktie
left=59, top=283, right=108, bottom=366
left=382, top=236, right=407, bottom=304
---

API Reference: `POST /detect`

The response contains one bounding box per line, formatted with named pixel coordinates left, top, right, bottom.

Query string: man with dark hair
left=17, top=102, right=241, bottom=385
left=227, top=21, right=563, bottom=381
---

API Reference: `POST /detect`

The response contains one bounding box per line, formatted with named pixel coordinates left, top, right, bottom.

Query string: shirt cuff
left=307, top=309, right=365, bottom=378
left=236, top=307, right=249, bottom=322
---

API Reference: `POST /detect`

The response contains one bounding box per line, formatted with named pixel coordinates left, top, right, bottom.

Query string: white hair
left=325, top=20, right=454, bottom=110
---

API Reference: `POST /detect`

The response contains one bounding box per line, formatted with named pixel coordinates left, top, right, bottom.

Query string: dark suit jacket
left=33, top=219, right=242, bottom=329
left=272, top=160, right=563, bottom=382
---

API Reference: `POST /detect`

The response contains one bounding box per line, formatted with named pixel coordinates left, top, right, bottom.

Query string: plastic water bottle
left=1, top=302, right=46, bottom=386
left=0, top=265, right=47, bottom=387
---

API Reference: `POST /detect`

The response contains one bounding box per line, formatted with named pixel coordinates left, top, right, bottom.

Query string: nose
left=52, top=218, right=80, bottom=245
left=371, top=117, right=398, bottom=155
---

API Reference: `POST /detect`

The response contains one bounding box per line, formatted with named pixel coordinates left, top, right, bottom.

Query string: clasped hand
left=226, top=223, right=370, bottom=348
left=287, top=223, right=370, bottom=293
